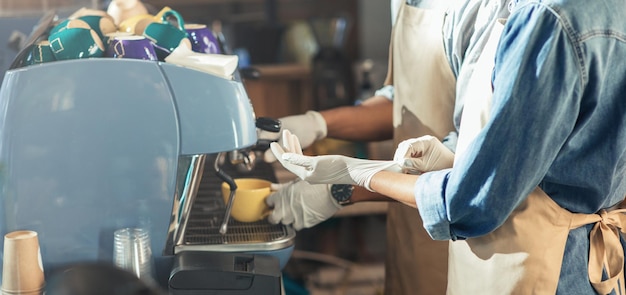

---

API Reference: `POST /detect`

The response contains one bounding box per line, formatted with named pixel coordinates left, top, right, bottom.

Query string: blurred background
left=0, top=1, right=393, bottom=294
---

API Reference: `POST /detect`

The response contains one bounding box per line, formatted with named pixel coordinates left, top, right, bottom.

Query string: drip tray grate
left=176, top=154, right=295, bottom=253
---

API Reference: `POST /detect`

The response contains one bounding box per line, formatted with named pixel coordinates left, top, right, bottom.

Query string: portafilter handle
left=250, top=116, right=281, bottom=152
left=228, top=117, right=281, bottom=171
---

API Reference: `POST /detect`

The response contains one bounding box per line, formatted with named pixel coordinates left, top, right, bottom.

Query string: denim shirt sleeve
left=415, top=3, right=583, bottom=241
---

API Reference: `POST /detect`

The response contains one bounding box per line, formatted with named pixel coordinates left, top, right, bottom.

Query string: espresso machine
left=0, top=54, right=294, bottom=292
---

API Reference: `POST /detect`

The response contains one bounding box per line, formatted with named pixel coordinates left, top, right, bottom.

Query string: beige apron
left=448, top=19, right=626, bottom=295
left=384, top=3, right=456, bottom=294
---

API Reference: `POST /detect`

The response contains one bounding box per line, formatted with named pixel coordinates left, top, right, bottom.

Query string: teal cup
left=143, top=10, right=187, bottom=60
left=74, top=15, right=117, bottom=40
left=19, top=40, right=57, bottom=67
left=28, top=40, right=56, bottom=64
left=49, top=18, right=91, bottom=36
left=48, top=27, right=105, bottom=60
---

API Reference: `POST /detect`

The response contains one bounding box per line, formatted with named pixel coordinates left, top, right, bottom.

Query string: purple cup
left=105, top=35, right=157, bottom=60
left=185, top=24, right=221, bottom=54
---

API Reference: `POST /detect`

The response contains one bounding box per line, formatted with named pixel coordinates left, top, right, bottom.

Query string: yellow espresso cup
left=221, top=178, right=272, bottom=223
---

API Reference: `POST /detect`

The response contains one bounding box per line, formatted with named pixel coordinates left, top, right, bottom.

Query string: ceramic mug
left=49, top=18, right=92, bottom=36
left=107, top=0, right=149, bottom=25
left=75, top=15, right=117, bottom=40
left=118, top=13, right=154, bottom=35
left=185, top=23, right=221, bottom=54
left=221, top=178, right=272, bottom=223
left=22, top=40, right=56, bottom=65
left=105, top=35, right=157, bottom=60
left=153, top=6, right=173, bottom=20
left=143, top=10, right=187, bottom=58
left=102, top=31, right=134, bottom=46
left=49, top=25, right=105, bottom=60
left=116, top=6, right=172, bottom=34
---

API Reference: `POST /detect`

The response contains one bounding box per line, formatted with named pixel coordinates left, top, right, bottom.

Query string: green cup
left=143, top=10, right=187, bottom=57
left=75, top=15, right=117, bottom=40
left=28, top=40, right=56, bottom=64
left=18, top=40, right=57, bottom=67
left=49, top=27, right=105, bottom=60
left=49, top=18, right=91, bottom=36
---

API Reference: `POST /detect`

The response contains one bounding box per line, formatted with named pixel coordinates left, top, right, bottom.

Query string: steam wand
left=215, top=152, right=237, bottom=235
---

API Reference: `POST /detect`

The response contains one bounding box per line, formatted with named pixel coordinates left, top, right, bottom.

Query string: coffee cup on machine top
left=143, top=10, right=189, bottom=60
left=105, top=35, right=157, bottom=60
left=48, top=19, right=105, bottom=60
left=106, top=0, right=149, bottom=25
left=102, top=31, right=134, bottom=46
left=49, top=18, right=91, bottom=36
left=21, top=40, right=56, bottom=66
left=118, top=13, right=154, bottom=35
left=185, top=23, right=221, bottom=54
left=73, top=15, right=117, bottom=40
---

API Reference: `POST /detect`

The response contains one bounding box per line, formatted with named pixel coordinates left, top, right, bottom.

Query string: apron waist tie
left=574, top=208, right=626, bottom=295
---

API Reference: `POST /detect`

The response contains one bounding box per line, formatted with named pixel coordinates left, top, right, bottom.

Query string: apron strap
left=572, top=208, right=626, bottom=294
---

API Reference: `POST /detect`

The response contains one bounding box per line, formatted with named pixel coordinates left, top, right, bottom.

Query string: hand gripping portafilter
left=216, top=117, right=281, bottom=234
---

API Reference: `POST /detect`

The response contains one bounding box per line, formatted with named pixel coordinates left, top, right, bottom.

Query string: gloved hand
left=258, top=111, right=327, bottom=162
left=270, top=130, right=401, bottom=191
left=266, top=180, right=340, bottom=230
left=393, top=135, right=455, bottom=174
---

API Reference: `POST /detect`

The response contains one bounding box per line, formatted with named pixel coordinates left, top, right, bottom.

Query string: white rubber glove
left=271, top=130, right=401, bottom=191
left=258, top=111, right=327, bottom=162
left=265, top=181, right=340, bottom=230
left=393, top=135, right=455, bottom=174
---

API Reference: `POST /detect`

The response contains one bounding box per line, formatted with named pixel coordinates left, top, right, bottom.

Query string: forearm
left=320, top=96, right=393, bottom=142
left=350, top=185, right=394, bottom=203
left=369, top=170, right=419, bottom=208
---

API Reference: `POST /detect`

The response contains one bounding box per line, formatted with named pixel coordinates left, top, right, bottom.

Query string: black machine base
left=169, top=251, right=281, bottom=295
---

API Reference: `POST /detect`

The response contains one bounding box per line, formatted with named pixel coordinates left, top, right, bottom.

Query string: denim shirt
left=416, top=0, right=626, bottom=293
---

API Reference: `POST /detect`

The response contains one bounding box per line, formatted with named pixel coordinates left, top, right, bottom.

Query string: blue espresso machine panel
left=0, top=58, right=259, bottom=285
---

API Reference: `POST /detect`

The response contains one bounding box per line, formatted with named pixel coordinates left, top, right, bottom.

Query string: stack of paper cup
left=1, top=231, right=45, bottom=294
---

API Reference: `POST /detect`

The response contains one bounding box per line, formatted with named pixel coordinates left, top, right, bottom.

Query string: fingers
left=402, top=158, right=425, bottom=174
left=270, top=182, right=286, bottom=191
left=263, top=149, right=278, bottom=163
left=265, top=192, right=280, bottom=224
left=270, top=142, right=285, bottom=161
left=267, top=209, right=282, bottom=224
left=282, top=129, right=294, bottom=152
left=266, top=191, right=294, bottom=226
left=282, top=153, right=313, bottom=168
left=265, top=191, right=278, bottom=206
left=290, top=132, right=303, bottom=155
left=281, top=130, right=299, bottom=154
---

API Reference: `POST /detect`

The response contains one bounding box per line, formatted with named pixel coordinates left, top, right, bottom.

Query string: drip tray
left=175, top=154, right=295, bottom=253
